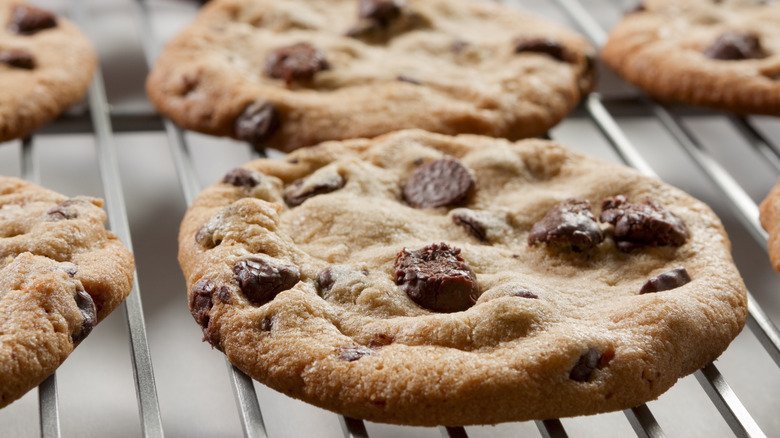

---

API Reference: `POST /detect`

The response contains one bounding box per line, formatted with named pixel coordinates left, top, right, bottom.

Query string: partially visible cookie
left=147, top=0, right=595, bottom=152
left=0, top=176, right=134, bottom=408
left=759, top=179, right=780, bottom=272
left=602, top=0, right=780, bottom=114
left=0, top=1, right=97, bottom=143
left=178, top=130, right=747, bottom=426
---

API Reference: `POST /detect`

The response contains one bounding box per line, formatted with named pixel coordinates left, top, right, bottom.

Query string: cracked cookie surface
left=147, top=0, right=595, bottom=152
left=0, top=0, right=97, bottom=142
left=602, top=0, right=780, bottom=114
left=178, top=130, right=746, bottom=425
left=0, top=176, right=134, bottom=408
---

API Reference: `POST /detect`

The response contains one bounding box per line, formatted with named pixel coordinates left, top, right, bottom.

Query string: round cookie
left=178, top=130, right=747, bottom=426
left=602, top=0, right=780, bottom=115
left=0, top=176, right=135, bottom=408
left=0, top=1, right=97, bottom=143
left=146, top=0, right=595, bottom=152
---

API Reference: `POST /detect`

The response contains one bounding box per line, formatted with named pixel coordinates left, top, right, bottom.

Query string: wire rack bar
left=339, top=416, right=370, bottom=438
left=536, top=419, right=568, bottom=438
left=695, top=364, right=767, bottom=438
left=624, top=405, right=665, bottom=438
left=69, top=2, right=165, bottom=436
left=227, top=363, right=268, bottom=438
left=729, top=117, right=780, bottom=173
left=38, top=374, right=60, bottom=438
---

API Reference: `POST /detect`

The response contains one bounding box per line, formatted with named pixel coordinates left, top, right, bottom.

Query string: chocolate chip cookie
left=602, top=0, right=780, bottom=114
left=759, top=179, right=780, bottom=272
left=146, top=0, right=595, bottom=152
left=0, top=176, right=134, bottom=408
left=178, top=130, right=747, bottom=425
left=0, top=1, right=97, bottom=143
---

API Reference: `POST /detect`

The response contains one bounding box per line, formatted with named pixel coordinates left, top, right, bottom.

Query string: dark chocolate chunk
left=528, top=198, right=604, bottom=252
left=284, top=172, right=345, bottom=207
left=338, top=345, right=375, bottom=361
left=189, top=278, right=217, bottom=329
left=9, top=5, right=57, bottom=35
left=397, top=74, right=421, bottom=85
left=704, top=32, right=766, bottom=61
left=222, top=168, right=261, bottom=188
left=260, top=316, right=273, bottom=332
left=367, top=333, right=394, bottom=348
left=403, top=158, right=474, bottom=209
left=359, top=0, right=403, bottom=26
left=234, top=257, right=300, bottom=306
left=514, top=37, right=573, bottom=63
left=599, top=196, right=690, bottom=252
left=394, top=243, right=478, bottom=313
left=569, top=348, right=601, bottom=382
left=234, top=101, right=281, bottom=147
left=71, top=287, right=96, bottom=344
left=0, top=49, right=35, bottom=69
left=265, top=42, right=329, bottom=83
left=452, top=211, right=488, bottom=242
left=640, top=267, right=691, bottom=294
left=316, top=267, right=335, bottom=292
left=45, top=199, right=79, bottom=220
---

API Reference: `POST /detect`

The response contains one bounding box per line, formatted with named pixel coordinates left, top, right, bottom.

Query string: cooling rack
left=0, top=0, right=778, bottom=436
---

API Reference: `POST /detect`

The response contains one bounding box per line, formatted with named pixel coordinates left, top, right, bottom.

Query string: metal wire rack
left=0, top=0, right=779, bottom=436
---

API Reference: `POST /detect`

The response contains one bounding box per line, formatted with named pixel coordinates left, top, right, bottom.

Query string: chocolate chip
left=528, top=198, right=604, bottom=252
left=569, top=348, right=602, bottom=382
left=316, top=267, right=335, bottom=292
left=260, top=316, right=273, bottom=332
left=62, top=264, right=78, bottom=278
left=627, top=3, right=646, bottom=13
left=71, top=288, right=96, bottom=344
left=234, top=257, right=300, bottom=306
left=266, top=42, right=329, bottom=84
left=45, top=199, right=79, bottom=220
left=367, top=333, right=394, bottom=348
left=514, top=38, right=573, bottom=63
left=704, top=32, right=766, bottom=60
left=403, top=158, right=474, bottom=209
left=452, top=211, right=488, bottom=242
left=397, top=74, right=421, bottom=85
left=640, top=267, right=691, bottom=294
left=338, top=345, right=375, bottom=361
left=189, top=278, right=217, bottom=329
left=222, top=168, right=261, bottom=188
left=599, top=196, right=690, bottom=252
left=511, top=289, right=539, bottom=299
left=0, top=49, right=35, bottom=69
left=9, top=5, right=57, bottom=35
left=394, top=243, right=479, bottom=313
left=284, top=171, right=345, bottom=207
left=359, top=0, right=403, bottom=26
left=234, top=102, right=281, bottom=147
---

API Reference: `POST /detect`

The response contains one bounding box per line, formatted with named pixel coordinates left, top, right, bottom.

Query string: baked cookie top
left=602, top=0, right=780, bottom=115
left=0, top=176, right=134, bottom=408
left=147, top=0, right=595, bottom=152
left=0, top=1, right=97, bottom=143
left=178, top=130, right=747, bottom=426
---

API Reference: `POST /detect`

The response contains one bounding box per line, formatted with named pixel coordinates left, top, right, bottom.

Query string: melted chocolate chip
left=284, top=172, right=345, bottom=207
left=367, top=333, right=394, bottom=348
left=234, top=102, right=281, bottom=147
left=599, top=196, right=690, bottom=252
left=397, top=74, right=421, bottom=85
left=9, top=5, right=57, bottom=35
left=403, top=158, right=474, bottom=209
left=189, top=278, right=217, bottom=329
left=0, top=49, right=35, bottom=69
left=338, top=345, right=375, bottom=361
left=45, top=199, right=79, bottom=220
left=266, top=42, right=329, bottom=83
left=704, top=32, right=766, bottom=60
left=512, top=289, right=539, bottom=299
left=234, top=257, right=300, bottom=306
left=394, top=243, right=478, bottom=313
left=514, top=38, right=573, bottom=63
left=71, top=288, right=96, bottom=344
left=640, top=267, right=691, bottom=294
left=316, top=267, right=335, bottom=292
left=569, top=348, right=602, bottom=382
left=222, top=168, right=261, bottom=188
left=452, top=211, right=488, bottom=242
left=260, top=316, right=273, bottom=332
left=359, top=0, right=403, bottom=26
left=528, top=198, right=604, bottom=252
